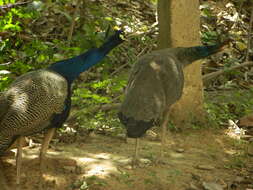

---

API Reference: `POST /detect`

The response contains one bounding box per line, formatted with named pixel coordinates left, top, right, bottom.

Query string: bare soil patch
left=2, top=129, right=253, bottom=190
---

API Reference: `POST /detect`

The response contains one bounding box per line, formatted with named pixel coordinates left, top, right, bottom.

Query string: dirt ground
left=1, top=128, right=253, bottom=190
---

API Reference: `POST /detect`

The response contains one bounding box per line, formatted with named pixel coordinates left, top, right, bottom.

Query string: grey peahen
left=118, top=42, right=227, bottom=165
left=0, top=30, right=124, bottom=189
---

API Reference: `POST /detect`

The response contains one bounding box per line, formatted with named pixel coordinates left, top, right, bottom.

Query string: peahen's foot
left=154, top=147, right=168, bottom=165
left=16, top=184, right=20, bottom=190
left=131, top=157, right=152, bottom=168
left=131, top=157, right=141, bottom=168
left=154, top=156, right=167, bottom=165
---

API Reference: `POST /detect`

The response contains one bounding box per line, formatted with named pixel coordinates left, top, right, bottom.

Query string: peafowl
left=0, top=30, right=124, bottom=189
left=118, top=42, right=227, bottom=165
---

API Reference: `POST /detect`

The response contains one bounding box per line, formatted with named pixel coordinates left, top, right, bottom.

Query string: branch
left=110, top=62, right=129, bottom=76
left=127, top=22, right=158, bottom=39
left=0, top=62, right=11, bottom=66
left=203, top=61, right=253, bottom=84
left=67, top=0, right=81, bottom=44
left=90, top=103, right=121, bottom=113
left=246, top=3, right=253, bottom=61
left=0, top=1, right=31, bottom=9
left=110, top=46, right=150, bottom=76
left=67, top=103, right=121, bottom=122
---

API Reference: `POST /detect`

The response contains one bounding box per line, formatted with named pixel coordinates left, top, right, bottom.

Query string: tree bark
left=157, top=0, right=205, bottom=126
left=157, top=0, right=172, bottom=48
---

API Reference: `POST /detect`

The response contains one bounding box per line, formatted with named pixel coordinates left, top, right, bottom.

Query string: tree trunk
left=158, top=0, right=205, bottom=127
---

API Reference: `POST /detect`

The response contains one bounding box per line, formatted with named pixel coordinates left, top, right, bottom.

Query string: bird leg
left=132, top=138, right=140, bottom=167
left=39, top=128, right=55, bottom=181
left=157, top=109, right=170, bottom=164
left=16, top=136, right=25, bottom=190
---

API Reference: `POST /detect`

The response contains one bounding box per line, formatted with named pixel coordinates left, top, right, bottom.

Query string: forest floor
left=1, top=0, right=253, bottom=190
left=2, top=127, right=253, bottom=190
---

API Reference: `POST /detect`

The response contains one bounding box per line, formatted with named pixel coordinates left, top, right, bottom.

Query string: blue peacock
left=0, top=30, right=124, bottom=189
left=118, top=42, right=227, bottom=165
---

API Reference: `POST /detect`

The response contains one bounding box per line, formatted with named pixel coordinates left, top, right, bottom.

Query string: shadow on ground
left=2, top=128, right=253, bottom=190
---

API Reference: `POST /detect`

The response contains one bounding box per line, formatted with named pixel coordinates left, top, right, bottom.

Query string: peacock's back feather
left=0, top=69, right=68, bottom=154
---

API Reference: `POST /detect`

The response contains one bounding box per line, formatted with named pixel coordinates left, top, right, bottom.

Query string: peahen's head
left=174, top=40, right=229, bottom=66
left=118, top=112, right=155, bottom=138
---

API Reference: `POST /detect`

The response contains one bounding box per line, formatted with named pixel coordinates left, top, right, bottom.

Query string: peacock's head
left=106, top=29, right=125, bottom=44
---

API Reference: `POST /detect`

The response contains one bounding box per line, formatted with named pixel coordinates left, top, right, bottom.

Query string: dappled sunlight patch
left=84, top=161, right=118, bottom=178
left=2, top=129, right=252, bottom=190
left=224, top=149, right=237, bottom=155
left=168, top=152, right=185, bottom=159
left=225, top=120, right=246, bottom=139
left=46, top=150, right=62, bottom=156
left=94, top=153, right=112, bottom=160
left=3, top=157, right=15, bottom=166
left=214, top=137, right=225, bottom=147
left=71, top=153, right=132, bottom=178
left=76, top=157, right=97, bottom=163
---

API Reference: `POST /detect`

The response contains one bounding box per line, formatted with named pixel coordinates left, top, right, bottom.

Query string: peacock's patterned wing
left=0, top=92, right=11, bottom=121
left=0, top=69, right=68, bottom=154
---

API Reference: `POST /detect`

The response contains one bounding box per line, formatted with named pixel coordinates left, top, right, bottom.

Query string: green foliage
left=204, top=88, right=253, bottom=127
left=0, top=0, right=156, bottom=136
left=224, top=153, right=247, bottom=169
left=71, top=66, right=129, bottom=132
left=85, top=175, right=107, bottom=188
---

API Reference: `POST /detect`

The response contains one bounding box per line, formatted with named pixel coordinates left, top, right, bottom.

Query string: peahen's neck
left=48, top=34, right=123, bottom=84
left=177, top=44, right=223, bottom=66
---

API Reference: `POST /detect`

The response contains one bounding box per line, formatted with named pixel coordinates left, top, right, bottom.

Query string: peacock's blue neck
left=48, top=49, right=103, bottom=83
left=48, top=35, right=123, bottom=84
left=98, top=37, right=122, bottom=56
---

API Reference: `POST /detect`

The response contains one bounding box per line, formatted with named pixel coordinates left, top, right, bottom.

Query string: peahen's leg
left=157, top=109, right=170, bottom=164
left=16, top=136, right=25, bottom=190
left=39, top=128, right=56, bottom=177
left=132, top=138, right=140, bottom=167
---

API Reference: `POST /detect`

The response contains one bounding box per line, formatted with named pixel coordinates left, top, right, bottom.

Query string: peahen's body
left=0, top=30, right=124, bottom=189
left=118, top=43, right=226, bottom=164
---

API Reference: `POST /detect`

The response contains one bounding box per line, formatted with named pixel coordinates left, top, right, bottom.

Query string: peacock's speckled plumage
left=0, top=70, right=68, bottom=154
left=0, top=30, right=124, bottom=155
